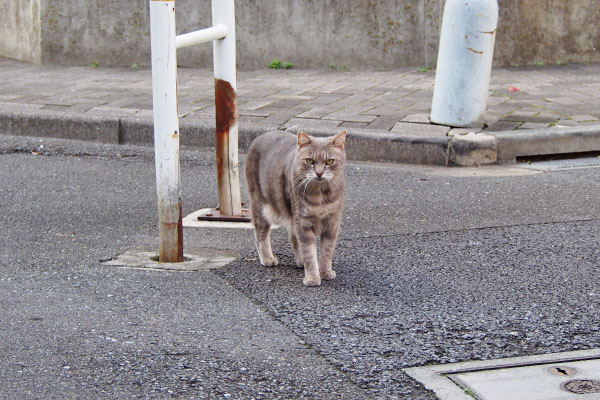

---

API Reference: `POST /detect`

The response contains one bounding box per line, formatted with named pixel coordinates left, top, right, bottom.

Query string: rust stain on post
left=466, top=47, right=484, bottom=54
left=214, top=78, right=238, bottom=215
left=158, top=201, right=184, bottom=262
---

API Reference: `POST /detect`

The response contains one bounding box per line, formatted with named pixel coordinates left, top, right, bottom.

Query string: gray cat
left=245, top=130, right=347, bottom=286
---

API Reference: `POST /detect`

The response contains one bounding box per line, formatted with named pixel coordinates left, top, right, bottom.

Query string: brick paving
left=1, top=57, right=600, bottom=139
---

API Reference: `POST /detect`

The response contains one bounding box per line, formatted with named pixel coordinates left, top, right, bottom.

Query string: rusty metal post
left=212, top=0, right=242, bottom=216
left=149, top=0, right=184, bottom=262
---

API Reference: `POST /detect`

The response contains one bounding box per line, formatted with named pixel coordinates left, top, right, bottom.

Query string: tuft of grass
left=90, top=61, right=99, bottom=68
left=130, top=63, right=138, bottom=69
left=269, top=60, right=293, bottom=69
left=416, top=67, right=430, bottom=72
left=328, top=62, right=348, bottom=72
left=536, top=60, right=544, bottom=66
left=269, top=59, right=282, bottom=69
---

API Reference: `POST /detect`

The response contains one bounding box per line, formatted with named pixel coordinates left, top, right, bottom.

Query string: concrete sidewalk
left=1, top=57, right=599, bottom=165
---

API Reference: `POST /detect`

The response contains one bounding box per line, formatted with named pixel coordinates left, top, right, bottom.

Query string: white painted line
left=183, top=208, right=253, bottom=229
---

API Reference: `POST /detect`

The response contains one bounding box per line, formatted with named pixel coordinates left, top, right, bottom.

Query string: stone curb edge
left=1, top=109, right=600, bottom=166
left=448, top=125, right=600, bottom=166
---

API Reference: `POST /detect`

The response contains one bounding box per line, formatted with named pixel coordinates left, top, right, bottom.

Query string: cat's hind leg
left=289, top=232, right=304, bottom=268
left=252, top=207, right=279, bottom=267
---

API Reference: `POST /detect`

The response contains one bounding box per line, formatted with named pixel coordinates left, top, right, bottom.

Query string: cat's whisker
left=302, top=177, right=313, bottom=198
left=293, top=174, right=306, bottom=187
left=295, top=175, right=312, bottom=198
left=326, top=176, right=340, bottom=190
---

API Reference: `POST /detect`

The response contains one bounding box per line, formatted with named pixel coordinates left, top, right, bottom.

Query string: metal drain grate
left=561, top=379, right=600, bottom=394
left=519, top=156, right=600, bottom=171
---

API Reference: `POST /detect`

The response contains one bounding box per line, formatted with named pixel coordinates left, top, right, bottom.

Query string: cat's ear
left=297, top=131, right=312, bottom=148
left=331, top=130, right=347, bottom=149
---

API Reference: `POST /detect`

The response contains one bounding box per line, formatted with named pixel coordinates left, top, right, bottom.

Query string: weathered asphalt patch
left=101, top=247, right=238, bottom=271
left=404, top=349, right=600, bottom=400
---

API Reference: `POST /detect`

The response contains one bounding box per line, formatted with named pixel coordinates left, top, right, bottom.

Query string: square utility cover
left=452, top=358, right=600, bottom=400
left=405, top=349, right=600, bottom=400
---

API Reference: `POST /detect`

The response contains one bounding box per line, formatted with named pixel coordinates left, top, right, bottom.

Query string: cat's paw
left=260, top=256, right=279, bottom=267
left=303, top=274, right=322, bottom=287
left=295, top=259, right=304, bottom=269
left=320, top=269, right=336, bottom=280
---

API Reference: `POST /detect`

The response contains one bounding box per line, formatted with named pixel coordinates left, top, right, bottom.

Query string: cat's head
left=295, top=130, right=346, bottom=183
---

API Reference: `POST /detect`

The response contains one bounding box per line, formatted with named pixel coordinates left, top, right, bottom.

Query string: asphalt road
left=1, top=134, right=599, bottom=399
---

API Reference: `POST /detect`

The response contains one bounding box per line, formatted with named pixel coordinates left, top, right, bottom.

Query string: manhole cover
left=561, top=379, right=600, bottom=394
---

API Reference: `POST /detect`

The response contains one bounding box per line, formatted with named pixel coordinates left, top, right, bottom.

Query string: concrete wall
left=41, top=0, right=149, bottom=68
left=3, top=0, right=600, bottom=69
left=229, top=0, right=444, bottom=70
left=0, top=0, right=41, bottom=64
left=38, top=0, right=445, bottom=69
left=495, top=0, right=600, bottom=66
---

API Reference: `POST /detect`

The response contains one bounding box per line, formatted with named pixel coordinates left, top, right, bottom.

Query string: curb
left=284, top=125, right=450, bottom=165
left=493, top=125, right=600, bottom=162
left=0, top=109, right=121, bottom=144
left=448, top=125, right=600, bottom=166
left=1, top=109, right=600, bottom=166
left=0, top=109, right=451, bottom=165
left=0, top=108, right=278, bottom=152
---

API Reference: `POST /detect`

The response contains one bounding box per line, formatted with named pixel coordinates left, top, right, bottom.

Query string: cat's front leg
left=319, top=222, right=340, bottom=281
left=295, top=223, right=320, bottom=286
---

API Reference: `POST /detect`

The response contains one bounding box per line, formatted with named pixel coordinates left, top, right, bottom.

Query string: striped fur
left=245, top=130, right=347, bottom=286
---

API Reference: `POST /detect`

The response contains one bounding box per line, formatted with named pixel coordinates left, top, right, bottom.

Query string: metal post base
left=196, top=207, right=251, bottom=223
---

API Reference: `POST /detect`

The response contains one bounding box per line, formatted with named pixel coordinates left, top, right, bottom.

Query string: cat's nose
left=316, top=171, right=324, bottom=178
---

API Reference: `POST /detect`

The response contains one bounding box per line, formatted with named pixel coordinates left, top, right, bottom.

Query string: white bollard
left=212, top=0, right=242, bottom=216
left=149, top=0, right=183, bottom=262
left=430, top=0, right=498, bottom=128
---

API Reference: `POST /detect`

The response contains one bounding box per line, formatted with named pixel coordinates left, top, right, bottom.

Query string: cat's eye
left=326, top=159, right=335, bottom=165
left=305, top=158, right=315, bottom=165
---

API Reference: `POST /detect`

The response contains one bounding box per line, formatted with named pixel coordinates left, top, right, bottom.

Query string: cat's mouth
left=306, top=172, right=332, bottom=184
